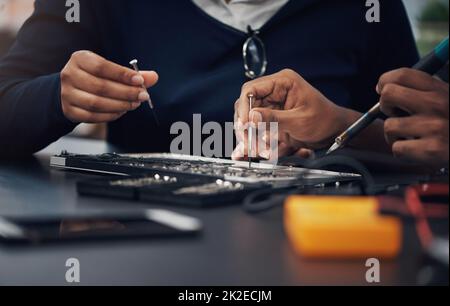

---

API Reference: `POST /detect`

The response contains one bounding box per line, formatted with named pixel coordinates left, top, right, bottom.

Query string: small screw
left=129, top=59, right=159, bottom=125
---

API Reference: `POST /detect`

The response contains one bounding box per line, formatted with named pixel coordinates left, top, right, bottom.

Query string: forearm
left=0, top=74, right=77, bottom=157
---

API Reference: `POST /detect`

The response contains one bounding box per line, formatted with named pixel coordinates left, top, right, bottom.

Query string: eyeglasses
left=243, top=26, right=268, bottom=79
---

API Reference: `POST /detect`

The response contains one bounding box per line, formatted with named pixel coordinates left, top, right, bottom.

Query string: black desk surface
left=0, top=138, right=423, bottom=285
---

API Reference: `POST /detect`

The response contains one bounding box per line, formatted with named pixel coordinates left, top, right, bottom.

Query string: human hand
left=378, top=68, right=449, bottom=168
left=61, top=51, right=158, bottom=123
left=232, top=69, right=348, bottom=160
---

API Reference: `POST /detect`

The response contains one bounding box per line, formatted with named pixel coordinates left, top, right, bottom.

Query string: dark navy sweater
left=0, top=0, right=418, bottom=156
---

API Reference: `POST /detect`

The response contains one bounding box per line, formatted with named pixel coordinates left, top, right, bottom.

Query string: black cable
left=243, top=186, right=299, bottom=214
left=304, top=155, right=377, bottom=193
left=242, top=155, right=377, bottom=214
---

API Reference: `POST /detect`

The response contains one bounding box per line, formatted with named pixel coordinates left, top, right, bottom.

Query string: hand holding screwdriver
left=60, top=51, right=159, bottom=123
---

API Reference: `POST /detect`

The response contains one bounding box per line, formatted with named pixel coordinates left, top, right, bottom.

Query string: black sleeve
left=0, top=0, right=100, bottom=157
left=437, top=63, right=449, bottom=83
left=352, top=0, right=420, bottom=113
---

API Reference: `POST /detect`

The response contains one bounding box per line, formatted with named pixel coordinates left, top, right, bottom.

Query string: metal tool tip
left=326, top=142, right=340, bottom=155
left=129, top=59, right=138, bottom=65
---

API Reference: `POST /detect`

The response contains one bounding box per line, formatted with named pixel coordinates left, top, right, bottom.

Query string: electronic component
left=110, top=174, right=178, bottom=187
left=53, top=151, right=360, bottom=207
left=173, top=180, right=244, bottom=196
left=51, top=152, right=360, bottom=187
left=78, top=174, right=258, bottom=207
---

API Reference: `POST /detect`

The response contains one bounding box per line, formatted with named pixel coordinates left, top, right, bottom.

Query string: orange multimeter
left=284, top=196, right=403, bottom=259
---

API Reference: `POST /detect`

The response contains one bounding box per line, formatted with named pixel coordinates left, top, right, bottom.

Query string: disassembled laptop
left=51, top=151, right=360, bottom=207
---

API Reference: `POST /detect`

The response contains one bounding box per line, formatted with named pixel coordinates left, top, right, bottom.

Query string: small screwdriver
left=129, top=59, right=159, bottom=126
left=248, top=93, right=255, bottom=168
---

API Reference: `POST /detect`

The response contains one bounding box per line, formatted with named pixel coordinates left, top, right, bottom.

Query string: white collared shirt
left=191, top=0, right=290, bottom=33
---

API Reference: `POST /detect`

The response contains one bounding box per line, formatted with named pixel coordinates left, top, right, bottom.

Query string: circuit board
left=51, top=151, right=360, bottom=186
left=51, top=152, right=361, bottom=207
